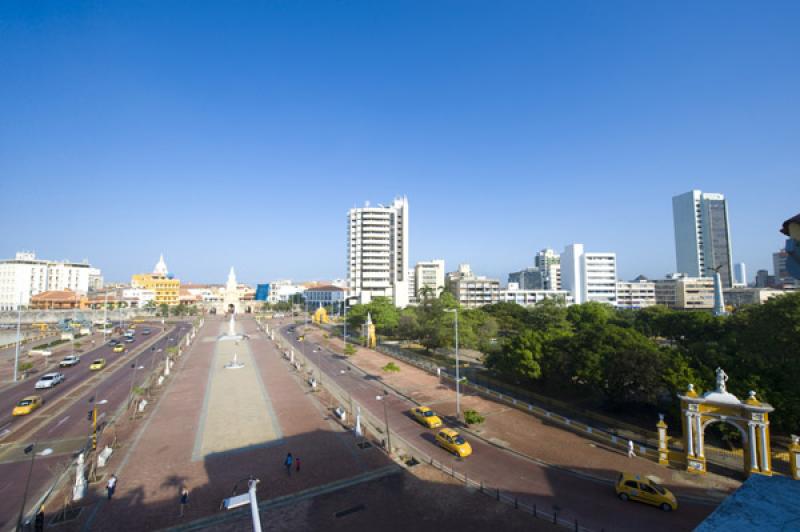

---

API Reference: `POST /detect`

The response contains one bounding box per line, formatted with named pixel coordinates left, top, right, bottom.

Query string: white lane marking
left=49, top=415, right=71, bottom=433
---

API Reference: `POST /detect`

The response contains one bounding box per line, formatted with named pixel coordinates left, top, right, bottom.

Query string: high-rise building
left=772, top=246, right=798, bottom=284
left=0, top=251, right=99, bottom=310
left=347, top=197, right=409, bottom=307
left=733, top=263, right=747, bottom=287
left=561, top=244, right=617, bottom=305
left=414, top=260, right=445, bottom=301
left=672, top=190, right=734, bottom=288
left=534, top=248, right=561, bottom=290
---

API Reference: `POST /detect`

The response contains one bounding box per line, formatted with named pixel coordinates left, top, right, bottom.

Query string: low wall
left=0, top=308, right=155, bottom=326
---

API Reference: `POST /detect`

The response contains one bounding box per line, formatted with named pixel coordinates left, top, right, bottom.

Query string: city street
left=277, top=319, right=716, bottom=532
left=0, top=322, right=192, bottom=530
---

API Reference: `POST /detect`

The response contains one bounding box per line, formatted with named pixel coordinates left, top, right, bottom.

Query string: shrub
left=18, top=362, right=33, bottom=373
left=382, top=362, right=400, bottom=373
left=344, top=343, right=356, bottom=356
left=463, top=409, right=485, bottom=425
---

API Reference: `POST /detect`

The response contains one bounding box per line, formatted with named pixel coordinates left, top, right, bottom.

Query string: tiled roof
left=31, top=290, right=81, bottom=302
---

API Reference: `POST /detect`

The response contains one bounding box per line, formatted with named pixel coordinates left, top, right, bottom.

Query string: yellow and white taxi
left=410, top=406, right=443, bottom=429
left=435, top=428, right=472, bottom=457
left=616, top=472, right=677, bottom=511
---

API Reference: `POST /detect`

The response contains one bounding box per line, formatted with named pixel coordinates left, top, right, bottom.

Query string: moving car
left=124, top=336, right=135, bottom=343
left=142, top=328, right=151, bottom=335
left=410, top=406, right=443, bottom=429
left=113, top=344, right=125, bottom=353
left=35, top=372, right=65, bottom=389
left=13, top=395, right=43, bottom=416
left=90, top=359, right=107, bottom=371
left=435, top=428, right=472, bottom=457
left=59, top=355, right=80, bottom=367
left=615, top=473, right=678, bottom=512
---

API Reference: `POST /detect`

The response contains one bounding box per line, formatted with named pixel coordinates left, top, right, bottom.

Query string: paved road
left=277, top=320, right=713, bottom=532
left=0, top=322, right=194, bottom=531
left=0, top=325, right=165, bottom=443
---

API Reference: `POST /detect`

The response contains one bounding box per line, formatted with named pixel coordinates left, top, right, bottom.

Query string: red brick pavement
left=77, top=316, right=391, bottom=531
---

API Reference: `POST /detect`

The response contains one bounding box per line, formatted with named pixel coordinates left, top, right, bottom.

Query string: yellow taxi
left=113, top=344, right=125, bottom=353
left=13, top=395, right=43, bottom=416
left=616, top=472, right=677, bottom=512
left=90, top=359, right=107, bottom=371
left=435, top=428, right=472, bottom=457
left=410, top=406, right=443, bottom=429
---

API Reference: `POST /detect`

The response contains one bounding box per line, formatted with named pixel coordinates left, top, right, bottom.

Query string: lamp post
left=17, top=444, right=52, bottom=531
left=376, top=390, right=391, bottom=455
left=444, top=308, right=461, bottom=419
left=13, top=293, right=22, bottom=382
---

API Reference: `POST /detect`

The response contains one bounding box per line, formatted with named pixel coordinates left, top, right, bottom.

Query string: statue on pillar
left=714, top=367, right=729, bottom=394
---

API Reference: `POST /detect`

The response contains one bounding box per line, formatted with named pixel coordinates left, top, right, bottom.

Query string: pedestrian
left=179, top=486, right=189, bottom=517
left=295, top=457, right=301, bottom=473
left=627, top=440, right=636, bottom=458
left=284, top=453, right=293, bottom=476
left=107, top=474, right=117, bottom=500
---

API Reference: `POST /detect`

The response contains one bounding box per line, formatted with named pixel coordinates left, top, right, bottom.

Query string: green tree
left=159, top=303, right=169, bottom=317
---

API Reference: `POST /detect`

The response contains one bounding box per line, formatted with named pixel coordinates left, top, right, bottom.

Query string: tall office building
left=414, top=260, right=445, bottom=300
left=733, top=263, right=747, bottom=287
left=672, top=190, right=734, bottom=288
left=347, top=197, right=410, bottom=308
left=561, top=244, right=617, bottom=305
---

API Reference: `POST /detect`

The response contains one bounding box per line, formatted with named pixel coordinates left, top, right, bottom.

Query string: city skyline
left=2, top=2, right=798, bottom=283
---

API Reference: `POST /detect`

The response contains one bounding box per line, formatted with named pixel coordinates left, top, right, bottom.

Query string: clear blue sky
left=1, top=1, right=798, bottom=285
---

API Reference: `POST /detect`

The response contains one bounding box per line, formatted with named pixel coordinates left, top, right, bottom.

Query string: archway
left=702, top=419, right=748, bottom=475
left=679, top=368, right=774, bottom=477
left=227, top=304, right=235, bottom=314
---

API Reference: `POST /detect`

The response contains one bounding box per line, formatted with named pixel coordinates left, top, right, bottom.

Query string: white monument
left=223, top=267, right=241, bottom=314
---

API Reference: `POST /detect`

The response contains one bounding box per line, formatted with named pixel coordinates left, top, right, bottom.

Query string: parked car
left=435, top=428, right=472, bottom=457
left=410, top=406, right=443, bottom=429
left=615, top=473, right=677, bottom=512
left=35, top=372, right=65, bottom=389
left=59, top=355, right=80, bottom=367
left=90, top=359, right=107, bottom=371
left=13, top=395, right=43, bottom=416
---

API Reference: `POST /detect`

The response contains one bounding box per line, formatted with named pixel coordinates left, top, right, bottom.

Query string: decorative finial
left=658, top=413, right=664, bottom=422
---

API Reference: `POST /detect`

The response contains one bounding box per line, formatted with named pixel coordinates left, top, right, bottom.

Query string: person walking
left=295, top=457, right=301, bottom=473
left=627, top=440, right=636, bottom=458
left=284, top=453, right=293, bottom=476
left=179, top=486, right=189, bottom=517
left=106, top=474, right=117, bottom=500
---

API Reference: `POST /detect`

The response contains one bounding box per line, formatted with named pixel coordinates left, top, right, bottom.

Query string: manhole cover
left=335, top=504, right=365, bottom=518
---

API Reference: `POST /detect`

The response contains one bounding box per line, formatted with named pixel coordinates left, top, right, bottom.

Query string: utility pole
left=13, top=293, right=22, bottom=382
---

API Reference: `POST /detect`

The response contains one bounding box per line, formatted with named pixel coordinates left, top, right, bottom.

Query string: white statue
left=715, top=367, right=728, bottom=393
left=72, top=452, right=87, bottom=501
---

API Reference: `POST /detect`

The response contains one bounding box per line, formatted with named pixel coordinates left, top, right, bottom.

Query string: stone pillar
left=759, top=424, right=770, bottom=473
left=685, top=412, right=694, bottom=456
left=695, top=415, right=704, bottom=458
left=657, top=415, right=669, bottom=466
left=748, top=422, right=759, bottom=473
left=789, top=435, right=800, bottom=480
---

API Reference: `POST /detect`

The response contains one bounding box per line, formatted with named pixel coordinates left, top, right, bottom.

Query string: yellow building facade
left=131, top=273, right=180, bottom=306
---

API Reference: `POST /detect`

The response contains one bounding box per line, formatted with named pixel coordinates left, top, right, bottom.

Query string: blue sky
left=1, top=1, right=798, bottom=284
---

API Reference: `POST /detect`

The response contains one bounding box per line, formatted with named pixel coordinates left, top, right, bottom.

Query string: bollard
left=574, top=519, right=578, bottom=531
left=533, top=504, right=537, bottom=517
left=514, top=498, right=518, bottom=509
left=496, top=488, right=500, bottom=501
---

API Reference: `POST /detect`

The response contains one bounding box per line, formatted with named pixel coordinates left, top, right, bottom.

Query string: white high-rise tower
left=347, top=197, right=409, bottom=307
left=672, top=190, right=734, bottom=288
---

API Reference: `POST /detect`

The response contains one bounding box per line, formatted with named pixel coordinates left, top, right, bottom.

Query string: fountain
left=218, top=313, right=247, bottom=342
left=224, top=352, right=245, bottom=370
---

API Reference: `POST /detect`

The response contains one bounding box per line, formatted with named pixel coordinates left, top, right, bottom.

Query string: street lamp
left=13, top=292, right=22, bottom=383
left=376, top=389, right=392, bottom=455
left=17, top=444, right=53, bottom=531
left=444, top=308, right=461, bottom=419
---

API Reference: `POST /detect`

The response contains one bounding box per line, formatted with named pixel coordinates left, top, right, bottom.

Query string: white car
left=59, top=355, right=81, bottom=367
left=35, top=372, right=65, bottom=389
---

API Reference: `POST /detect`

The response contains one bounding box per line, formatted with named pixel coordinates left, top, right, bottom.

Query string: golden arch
left=312, top=307, right=329, bottom=324
left=678, top=368, right=774, bottom=476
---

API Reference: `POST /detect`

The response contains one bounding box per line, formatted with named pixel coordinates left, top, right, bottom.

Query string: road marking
left=0, top=422, right=12, bottom=438
left=48, top=415, right=70, bottom=433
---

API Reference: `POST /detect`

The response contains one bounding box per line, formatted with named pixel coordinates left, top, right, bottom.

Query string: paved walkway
left=305, top=326, right=741, bottom=500
left=79, top=316, right=391, bottom=531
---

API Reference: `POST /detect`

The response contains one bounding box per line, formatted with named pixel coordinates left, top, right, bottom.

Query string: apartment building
left=500, top=283, right=572, bottom=306
left=414, top=260, right=445, bottom=300
left=447, top=264, right=500, bottom=308
left=347, top=197, right=409, bottom=307
left=616, top=279, right=656, bottom=309
left=654, top=274, right=714, bottom=310
left=131, top=255, right=180, bottom=306
left=0, top=251, right=99, bottom=310
left=561, top=244, right=617, bottom=305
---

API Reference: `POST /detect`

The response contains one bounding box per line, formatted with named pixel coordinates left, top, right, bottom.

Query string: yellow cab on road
left=90, top=359, right=107, bottom=371
left=13, top=396, right=43, bottom=416
left=615, top=472, right=677, bottom=511
left=410, top=406, right=443, bottom=429
left=435, top=428, right=472, bottom=457
left=113, top=344, right=125, bottom=353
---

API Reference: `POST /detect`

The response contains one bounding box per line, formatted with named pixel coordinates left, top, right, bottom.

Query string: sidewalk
left=304, top=325, right=741, bottom=502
